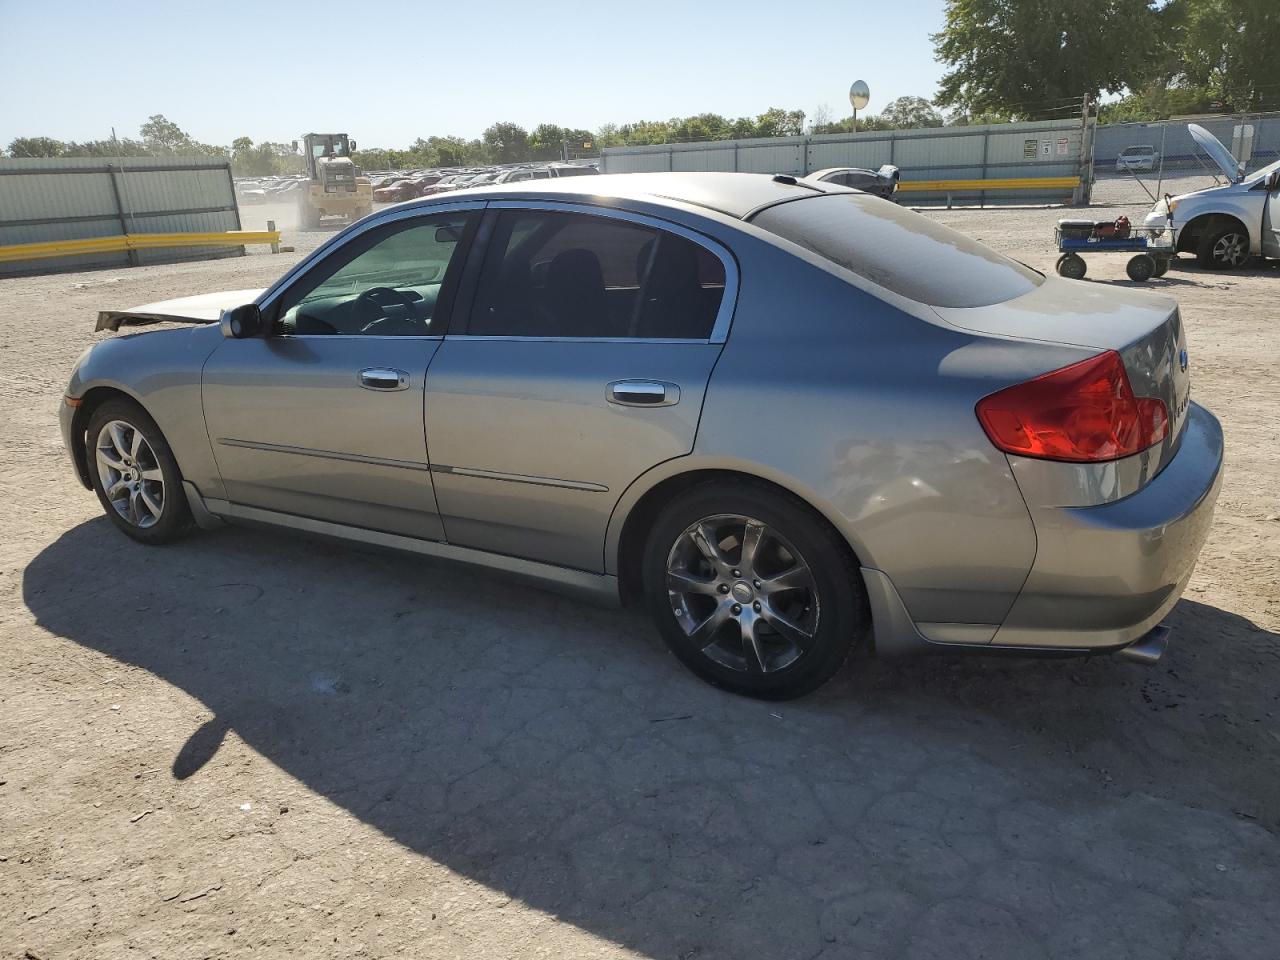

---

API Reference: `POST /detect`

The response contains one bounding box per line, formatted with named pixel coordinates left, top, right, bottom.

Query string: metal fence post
left=980, top=129, right=990, bottom=208
left=105, top=162, right=139, bottom=267
left=226, top=162, right=243, bottom=230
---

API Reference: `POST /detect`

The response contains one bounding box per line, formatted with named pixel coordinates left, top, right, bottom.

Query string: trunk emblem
left=1179, top=348, right=1189, bottom=372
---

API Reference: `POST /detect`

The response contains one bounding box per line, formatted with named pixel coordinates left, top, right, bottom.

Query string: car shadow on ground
left=22, top=518, right=1280, bottom=958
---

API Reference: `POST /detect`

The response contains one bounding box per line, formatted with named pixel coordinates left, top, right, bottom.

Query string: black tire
left=1057, top=252, right=1086, bottom=279
left=1153, top=257, right=1170, bottom=277
left=1196, top=225, right=1250, bottom=270
left=641, top=481, right=868, bottom=700
left=1126, top=254, right=1156, bottom=282
left=85, top=398, right=193, bottom=545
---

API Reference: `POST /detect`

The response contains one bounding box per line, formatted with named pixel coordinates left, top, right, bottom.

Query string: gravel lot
left=2, top=177, right=1277, bottom=959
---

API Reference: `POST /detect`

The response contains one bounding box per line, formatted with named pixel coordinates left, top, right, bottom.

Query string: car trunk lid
left=933, top=276, right=1192, bottom=466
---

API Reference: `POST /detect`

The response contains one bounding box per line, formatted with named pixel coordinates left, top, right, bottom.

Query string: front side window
left=751, top=193, right=1042, bottom=308
left=467, top=210, right=725, bottom=339
left=275, top=212, right=474, bottom=336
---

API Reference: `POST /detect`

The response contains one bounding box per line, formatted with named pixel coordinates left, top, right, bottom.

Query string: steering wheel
left=354, top=286, right=424, bottom=333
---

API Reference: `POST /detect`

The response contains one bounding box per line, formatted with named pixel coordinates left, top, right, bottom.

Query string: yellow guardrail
left=0, top=230, right=281, bottom=264
left=898, top=176, right=1081, bottom=193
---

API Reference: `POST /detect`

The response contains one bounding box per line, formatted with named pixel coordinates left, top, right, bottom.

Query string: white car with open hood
left=1143, top=123, right=1280, bottom=270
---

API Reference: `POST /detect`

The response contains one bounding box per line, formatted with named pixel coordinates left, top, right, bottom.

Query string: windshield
left=751, top=193, right=1043, bottom=308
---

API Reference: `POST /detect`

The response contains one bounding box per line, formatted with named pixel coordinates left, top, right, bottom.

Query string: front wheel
left=642, top=482, right=867, bottom=700
left=86, top=398, right=193, bottom=544
left=1197, top=226, right=1250, bottom=270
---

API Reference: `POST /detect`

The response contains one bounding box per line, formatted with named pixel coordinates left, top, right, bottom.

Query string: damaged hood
left=1188, top=123, right=1244, bottom=183
left=96, top=288, right=265, bottom=331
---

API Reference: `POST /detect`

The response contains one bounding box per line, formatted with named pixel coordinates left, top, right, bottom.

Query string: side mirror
left=349, top=140, right=357, bottom=152
left=220, top=303, right=265, bottom=339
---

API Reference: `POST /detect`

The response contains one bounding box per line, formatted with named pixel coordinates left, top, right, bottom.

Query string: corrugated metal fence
left=1095, top=112, right=1280, bottom=177
left=0, top=156, right=242, bottom=276
left=600, top=118, right=1091, bottom=205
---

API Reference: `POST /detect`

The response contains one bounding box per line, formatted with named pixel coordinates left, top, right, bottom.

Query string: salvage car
left=1115, top=144, right=1160, bottom=174
left=372, top=178, right=419, bottom=203
left=1143, top=123, right=1280, bottom=269
left=66, top=173, right=1222, bottom=699
left=805, top=165, right=900, bottom=200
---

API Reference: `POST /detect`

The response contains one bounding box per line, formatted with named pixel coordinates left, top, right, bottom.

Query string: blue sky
left=1, top=0, right=948, bottom=148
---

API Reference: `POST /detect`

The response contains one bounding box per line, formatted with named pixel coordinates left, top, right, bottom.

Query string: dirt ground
left=2, top=177, right=1277, bottom=959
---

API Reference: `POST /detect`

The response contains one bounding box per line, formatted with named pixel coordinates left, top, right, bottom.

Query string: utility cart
left=1054, top=217, right=1175, bottom=282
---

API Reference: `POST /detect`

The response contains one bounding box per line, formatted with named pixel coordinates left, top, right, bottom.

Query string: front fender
left=67, top=325, right=226, bottom=500
left=1174, top=190, right=1267, bottom=254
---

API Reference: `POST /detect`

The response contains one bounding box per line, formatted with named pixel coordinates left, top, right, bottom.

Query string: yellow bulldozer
left=295, top=132, right=373, bottom=229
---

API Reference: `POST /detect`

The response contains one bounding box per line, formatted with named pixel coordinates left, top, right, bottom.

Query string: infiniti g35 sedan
left=63, top=173, right=1223, bottom=699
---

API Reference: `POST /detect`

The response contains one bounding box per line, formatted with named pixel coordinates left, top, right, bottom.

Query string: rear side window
left=467, top=210, right=725, bottom=339
left=751, top=194, right=1042, bottom=308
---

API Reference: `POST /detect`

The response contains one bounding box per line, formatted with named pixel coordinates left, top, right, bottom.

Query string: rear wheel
left=86, top=398, right=193, bottom=544
left=1126, top=253, right=1156, bottom=282
left=1056, top=252, right=1086, bottom=279
left=1153, top=257, right=1170, bottom=277
left=1197, top=226, right=1250, bottom=270
left=642, top=482, right=867, bottom=700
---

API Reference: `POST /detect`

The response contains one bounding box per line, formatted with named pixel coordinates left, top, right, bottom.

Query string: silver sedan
left=63, top=173, right=1223, bottom=699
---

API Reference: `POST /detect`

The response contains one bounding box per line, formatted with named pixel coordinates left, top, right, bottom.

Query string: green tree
left=7, top=136, right=67, bottom=157
left=752, top=108, right=806, bottom=138
left=1162, top=0, right=1280, bottom=110
left=482, top=122, right=530, bottom=163
left=933, top=0, right=1162, bottom=117
left=878, top=96, right=943, bottom=128
left=139, top=114, right=192, bottom=153
left=1097, top=82, right=1216, bottom=123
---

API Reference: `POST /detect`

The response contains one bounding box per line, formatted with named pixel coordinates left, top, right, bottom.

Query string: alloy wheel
left=1211, top=232, right=1248, bottom=268
left=95, top=419, right=165, bottom=528
left=665, top=514, right=820, bottom=674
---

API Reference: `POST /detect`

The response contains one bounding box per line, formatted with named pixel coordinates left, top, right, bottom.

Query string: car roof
left=400, top=172, right=852, bottom=221
left=807, top=167, right=880, bottom=179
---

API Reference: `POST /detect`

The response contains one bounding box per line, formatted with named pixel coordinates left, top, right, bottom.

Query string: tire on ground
left=85, top=397, right=194, bottom=545
left=641, top=479, right=868, bottom=700
left=1196, top=223, right=1250, bottom=270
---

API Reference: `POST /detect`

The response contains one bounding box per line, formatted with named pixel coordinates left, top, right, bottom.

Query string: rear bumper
left=990, top=401, right=1223, bottom=649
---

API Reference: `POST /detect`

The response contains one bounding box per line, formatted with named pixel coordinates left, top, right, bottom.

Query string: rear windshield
left=751, top=193, right=1043, bottom=308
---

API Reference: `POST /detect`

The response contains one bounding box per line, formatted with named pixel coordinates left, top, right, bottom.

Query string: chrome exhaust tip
left=1117, top=624, right=1171, bottom=665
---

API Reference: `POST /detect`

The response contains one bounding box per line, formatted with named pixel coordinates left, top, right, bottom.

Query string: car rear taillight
left=976, top=350, right=1168, bottom=463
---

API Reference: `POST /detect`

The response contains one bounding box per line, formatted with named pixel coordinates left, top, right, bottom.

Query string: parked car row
left=370, top=163, right=598, bottom=202
left=233, top=176, right=309, bottom=203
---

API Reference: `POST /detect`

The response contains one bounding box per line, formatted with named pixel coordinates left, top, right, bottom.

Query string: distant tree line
left=7, top=0, right=1277, bottom=177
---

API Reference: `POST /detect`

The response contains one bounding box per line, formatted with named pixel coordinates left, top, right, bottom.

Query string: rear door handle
left=607, top=380, right=680, bottom=407
left=359, top=367, right=410, bottom=391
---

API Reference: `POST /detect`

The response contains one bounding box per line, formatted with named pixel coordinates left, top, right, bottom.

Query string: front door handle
left=359, top=367, right=410, bottom=391
left=607, top=380, right=680, bottom=407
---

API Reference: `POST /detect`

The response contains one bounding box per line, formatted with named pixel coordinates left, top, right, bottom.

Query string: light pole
left=849, top=81, right=870, bottom=133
